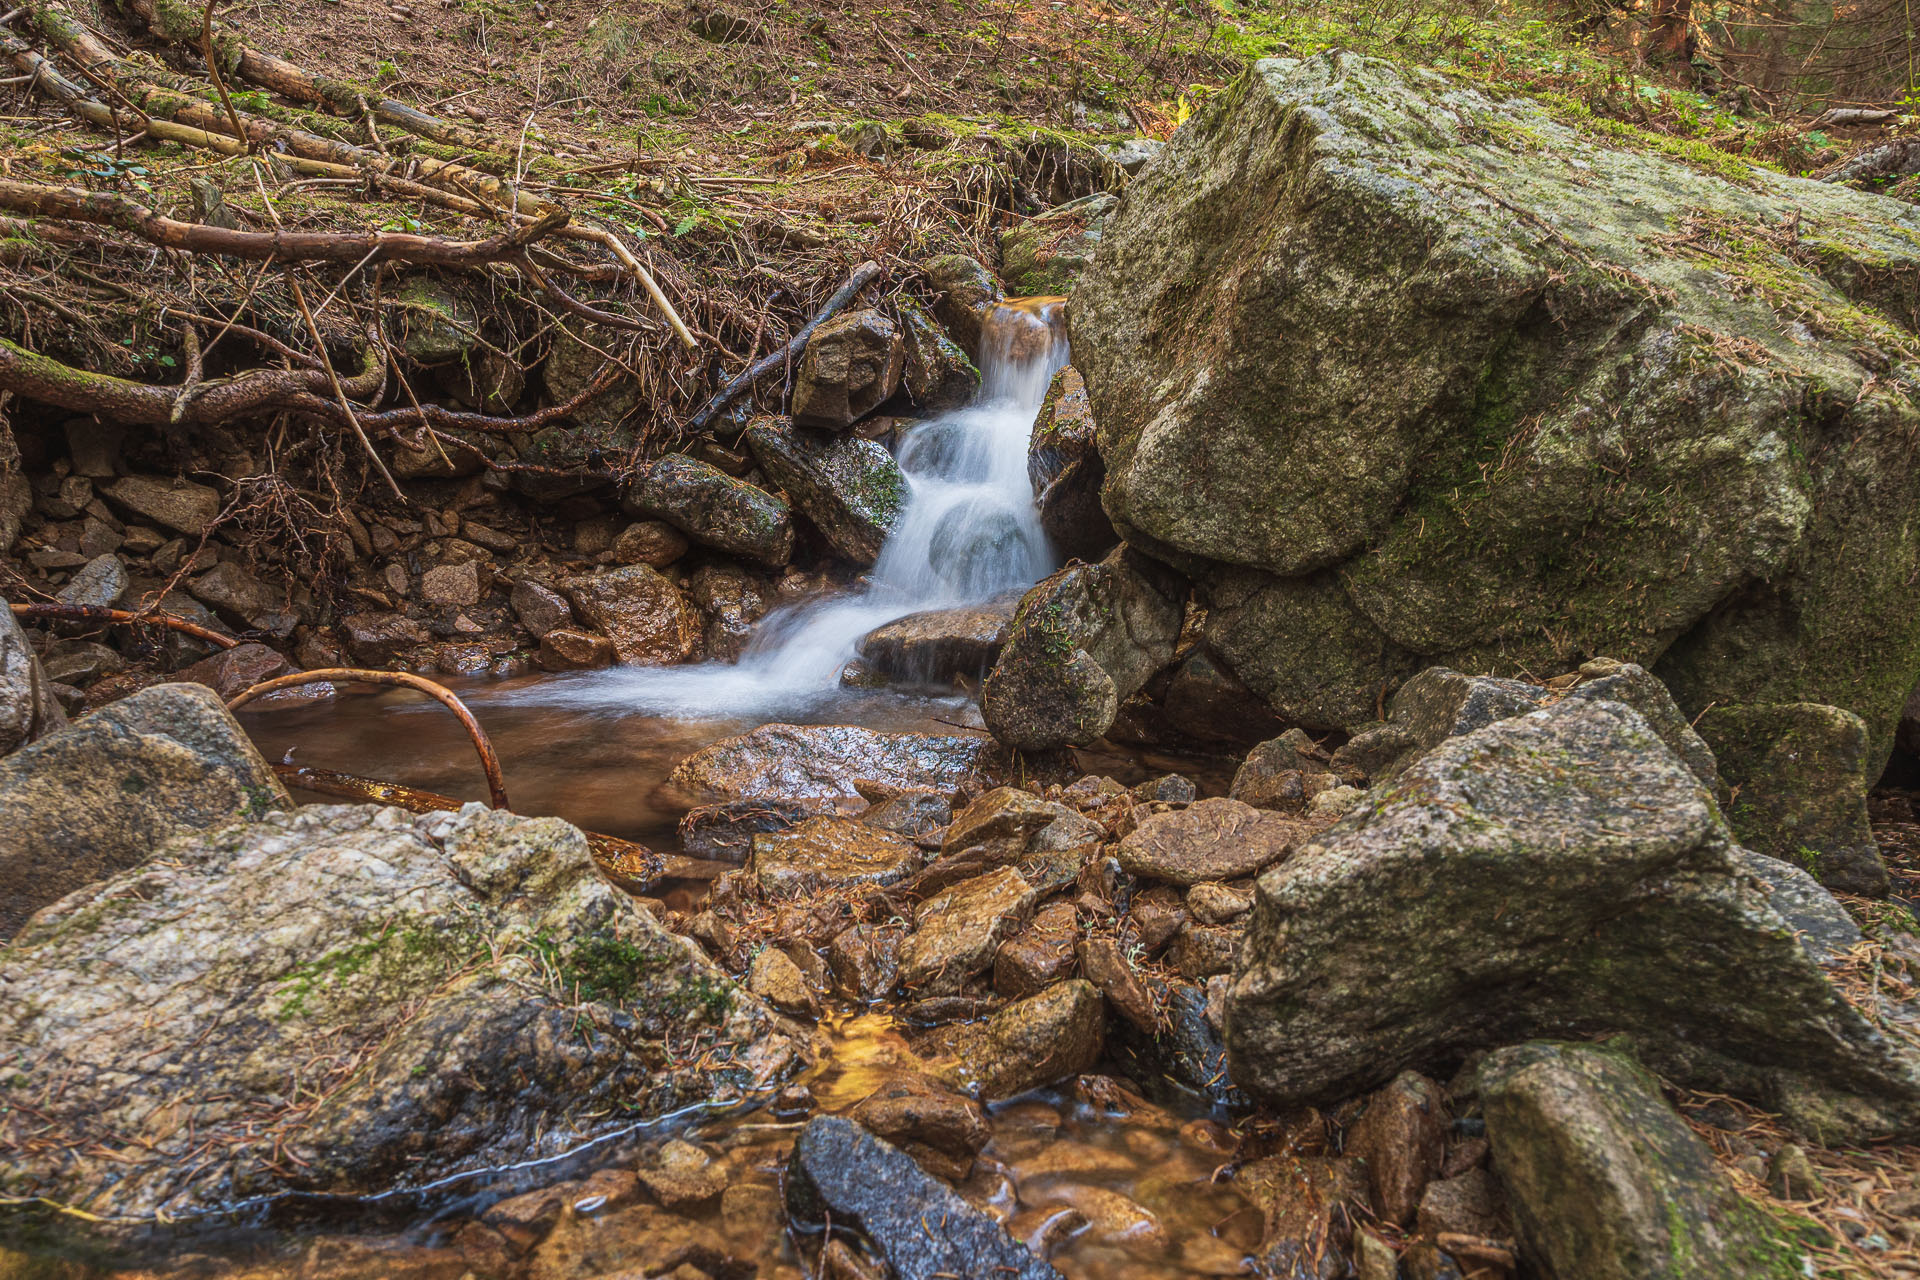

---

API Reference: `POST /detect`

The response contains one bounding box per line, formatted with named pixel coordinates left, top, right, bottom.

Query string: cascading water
left=538, top=298, right=1071, bottom=719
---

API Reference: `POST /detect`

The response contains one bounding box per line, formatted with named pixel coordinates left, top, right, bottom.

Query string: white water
left=520, top=299, right=1070, bottom=719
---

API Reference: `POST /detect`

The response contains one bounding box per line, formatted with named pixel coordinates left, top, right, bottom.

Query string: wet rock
left=688, top=563, right=773, bottom=662
left=749, top=816, right=923, bottom=896
left=1164, top=923, right=1237, bottom=980
left=1698, top=702, right=1889, bottom=896
left=1126, top=885, right=1188, bottom=952
left=1227, top=697, right=1920, bottom=1141
left=189, top=560, right=296, bottom=635
left=858, top=591, right=1021, bottom=686
left=1348, top=1070, right=1447, bottom=1228
left=792, top=310, right=906, bottom=429
left=670, top=723, right=1009, bottom=806
left=420, top=560, right=488, bottom=607
left=829, top=922, right=903, bottom=1001
left=524, top=1195, right=735, bottom=1280
left=1025, top=366, right=1116, bottom=565
left=1480, top=1040, right=1808, bottom=1279
left=55, top=552, right=127, bottom=609
left=1234, top=1154, right=1370, bottom=1280
left=624, top=455, right=794, bottom=566
left=611, top=519, right=689, bottom=568
left=510, top=580, right=573, bottom=638
left=1109, top=979, right=1247, bottom=1108
left=982, top=547, right=1185, bottom=750
left=918, top=979, right=1105, bottom=1099
left=637, top=1138, right=730, bottom=1210
left=860, top=790, right=951, bottom=846
left=745, top=418, right=907, bottom=565
left=786, top=1116, right=1060, bottom=1279
left=994, top=899, right=1080, bottom=999
left=921, top=254, right=1004, bottom=358
left=680, top=797, right=817, bottom=862
left=748, top=946, right=819, bottom=1016
left=1000, top=192, right=1117, bottom=295
left=1117, top=797, right=1301, bottom=886
left=177, top=642, right=331, bottom=710
left=1077, top=934, right=1157, bottom=1031
left=849, top=1076, right=992, bottom=1172
left=39, top=640, right=123, bottom=686
left=899, top=866, right=1039, bottom=993
left=944, top=785, right=1082, bottom=862
left=1160, top=645, right=1286, bottom=748
left=99, top=475, right=220, bottom=538
left=0, top=803, right=805, bottom=1218
left=0, top=683, right=289, bottom=940
left=898, top=298, right=980, bottom=412
left=564, top=564, right=700, bottom=665
left=0, top=606, right=65, bottom=757
left=536, top=627, right=614, bottom=671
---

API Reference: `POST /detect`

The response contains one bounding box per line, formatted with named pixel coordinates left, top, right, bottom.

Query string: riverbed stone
left=1480, top=1041, right=1811, bottom=1279
left=610, top=520, right=689, bottom=568
left=1347, top=1070, right=1448, bottom=1228
left=1117, top=797, right=1301, bottom=886
left=99, top=475, right=219, bottom=538
left=792, top=310, right=906, bottom=429
left=899, top=866, right=1039, bottom=993
left=177, top=641, right=331, bottom=710
left=623, top=454, right=793, bottom=566
left=982, top=546, right=1184, bottom=750
left=1226, top=697, right=1920, bottom=1142
left=0, top=604, right=65, bottom=757
left=688, top=563, right=773, bottom=662
left=749, top=816, right=923, bottom=897
left=670, top=723, right=1011, bottom=805
left=918, top=979, right=1105, bottom=1100
left=787, top=1116, right=1060, bottom=1279
left=536, top=627, right=614, bottom=671
left=541, top=324, right=645, bottom=432
left=744, top=418, right=907, bottom=565
left=0, top=682, right=289, bottom=940
left=55, top=553, right=126, bottom=610
left=944, top=785, right=1079, bottom=861
left=563, top=564, right=700, bottom=665
left=994, top=899, right=1080, bottom=999
left=1697, top=702, right=1889, bottom=896
left=420, top=560, right=487, bottom=607
left=857, top=590, right=1021, bottom=686
left=922, top=254, right=1003, bottom=358
left=1074, top=50, right=1920, bottom=763
left=510, top=580, right=573, bottom=638
left=0, top=803, right=805, bottom=1220
left=188, top=560, right=294, bottom=635
left=342, top=611, right=430, bottom=665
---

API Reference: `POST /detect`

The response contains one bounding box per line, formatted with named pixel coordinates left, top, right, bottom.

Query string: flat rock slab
left=669, top=722, right=1014, bottom=805
left=1117, top=797, right=1306, bottom=886
left=786, top=1115, right=1059, bottom=1280
left=0, top=682, right=289, bottom=940
left=748, top=816, right=924, bottom=897
left=0, top=803, right=805, bottom=1222
left=1226, top=698, right=1920, bottom=1143
left=858, top=590, right=1023, bottom=686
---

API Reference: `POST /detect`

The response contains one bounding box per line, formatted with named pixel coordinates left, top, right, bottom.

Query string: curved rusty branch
left=10, top=601, right=241, bottom=649
left=227, top=668, right=510, bottom=810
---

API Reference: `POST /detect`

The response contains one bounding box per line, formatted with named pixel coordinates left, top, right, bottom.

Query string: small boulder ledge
left=667, top=722, right=1019, bottom=806
left=0, top=803, right=808, bottom=1224
left=1071, top=50, right=1920, bottom=761
left=1224, top=697, right=1920, bottom=1143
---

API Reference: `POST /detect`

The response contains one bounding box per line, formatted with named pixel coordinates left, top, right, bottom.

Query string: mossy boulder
left=1027, top=365, right=1116, bottom=563
left=1481, top=1041, right=1815, bottom=1279
left=1225, top=697, right=1920, bottom=1142
left=743, top=417, right=907, bottom=566
left=623, top=454, right=794, bottom=566
left=0, top=804, right=806, bottom=1224
left=898, top=299, right=980, bottom=413
left=922, top=254, right=1003, bottom=357
left=999, top=192, right=1116, bottom=296
left=1699, top=702, right=1889, bottom=896
left=1073, top=51, right=1920, bottom=763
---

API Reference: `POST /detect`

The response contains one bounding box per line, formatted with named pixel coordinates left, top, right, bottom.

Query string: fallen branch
left=228, top=668, right=510, bottom=810
left=8, top=601, right=240, bottom=648
left=687, top=259, right=882, bottom=431
left=0, top=178, right=570, bottom=266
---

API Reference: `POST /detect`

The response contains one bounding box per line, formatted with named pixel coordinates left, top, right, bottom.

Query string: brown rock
left=420, top=560, right=487, bottom=607
left=611, top=520, right=689, bottom=568
left=828, top=923, right=902, bottom=1001
left=1116, top=797, right=1302, bottom=886
left=635, top=1139, right=727, bottom=1211
left=688, top=564, right=772, bottom=662
left=100, top=475, right=220, bottom=538
left=944, top=786, right=1080, bottom=861
left=537, top=628, right=614, bottom=671
left=898, top=866, right=1039, bottom=993
left=747, top=946, right=819, bottom=1016
left=342, top=612, right=430, bottom=665
left=792, top=309, right=906, bottom=428
left=1347, top=1070, right=1447, bottom=1228
left=849, top=1077, right=991, bottom=1162
left=1235, top=1153, right=1370, bottom=1279
left=1415, top=1168, right=1507, bottom=1240
left=1187, top=880, right=1253, bottom=924
left=920, top=979, right=1106, bottom=1100
left=679, top=797, right=817, bottom=861
left=1077, top=935, right=1158, bottom=1032
left=1165, top=923, right=1237, bottom=979
left=1, top=605, right=66, bottom=758
left=749, top=816, right=922, bottom=897
left=510, top=580, right=573, bottom=638
left=177, top=642, right=332, bottom=710
left=565, top=565, right=700, bottom=665
left=993, top=900, right=1080, bottom=999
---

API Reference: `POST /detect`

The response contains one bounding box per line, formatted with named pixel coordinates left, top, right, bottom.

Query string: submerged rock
left=624, top=454, right=794, bottom=566
left=670, top=723, right=1010, bottom=806
left=1481, top=1041, right=1811, bottom=1279
left=744, top=418, right=907, bottom=566
left=0, top=604, right=65, bottom=758
left=0, top=683, right=289, bottom=940
left=982, top=546, right=1184, bottom=750
left=0, top=804, right=805, bottom=1220
left=1226, top=697, right=1920, bottom=1142
left=917, top=979, right=1105, bottom=1099
left=1074, top=51, right=1920, bottom=759
left=787, top=1116, right=1060, bottom=1279
left=1698, top=702, right=1889, bottom=896
left=792, top=309, right=906, bottom=429
left=857, top=591, right=1022, bottom=686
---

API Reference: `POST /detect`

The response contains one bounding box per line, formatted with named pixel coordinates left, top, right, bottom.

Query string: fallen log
left=687, top=259, right=882, bottom=431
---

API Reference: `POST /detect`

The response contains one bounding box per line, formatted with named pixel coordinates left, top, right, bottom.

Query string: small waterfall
left=550, top=299, right=1070, bottom=718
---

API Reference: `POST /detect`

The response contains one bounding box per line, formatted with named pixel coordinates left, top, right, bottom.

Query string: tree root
left=8, top=601, right=240, bottom=649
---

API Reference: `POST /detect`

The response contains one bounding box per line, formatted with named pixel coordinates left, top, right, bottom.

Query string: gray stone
left=1073, top=51, right=1920, bottom=763
left=510, top=580, right=573, bottom=638
left=1480, top=1041, right=1810, bottom=1279
left=791, top=310, right=906, bottom=429
left=744, top=418, right=906, bottom=566
left=0, top=803, right=806, bottom=1219
left=1226, top=698, right=1920, bottom=1142
left=898, top=299, right=979, bottom=413
left=624, top=455, right=793, bottom=566
left=0, top=604, right=65, bottom=757
left=0, top=683, right=290, bottom=940
left=921, top=254, right=1004, bottom=357
left=187, top=561, right=294, bottom=635
left=55, top=553, right=127, bottom=609
left=0, top=471, right=29, bottom=554
left=670, top=723, right=1011, bottom=805
left=1000, top=192, right=1117, bottom=295
left=858, top=591, right=1021, bottom=686
left=420, top=560, right=487, bottom=607
left=982, top=546, right=1184, bottom=750
left=99, top=475, right=219, bottom=538
left=1098, top=137, right=1164, bottom=174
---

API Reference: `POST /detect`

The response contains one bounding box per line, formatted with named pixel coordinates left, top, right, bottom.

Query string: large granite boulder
left=981, top=546, right=1184, bottom=750
left=1225, top=697, right=1920, bottom=1142
left=744, top=417, right=907, bottom=566
left=0, top=804, right=806, bottom=1222
left=0, top=683, right=290, bottom=940
left=1073, top=51, right=1920, bottom=761
left=623, top=455, right=793, bottom=566
left=1480, top=1041, right=1812, bottom=1279
left=999, top=192, right=1117, bottom=295
left=0, top=604, right=65, bottom=758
